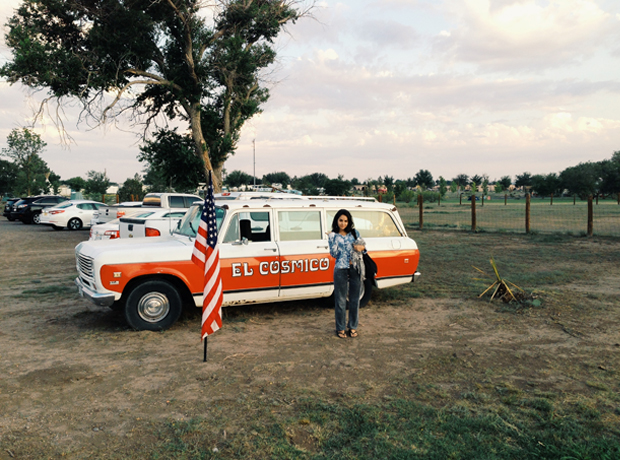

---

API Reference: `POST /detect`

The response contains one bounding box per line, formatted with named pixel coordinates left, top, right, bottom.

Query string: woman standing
left=328, top=209, right=366, bottom=338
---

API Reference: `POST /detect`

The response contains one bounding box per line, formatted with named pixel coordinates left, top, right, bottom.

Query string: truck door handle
left=264, top=248, right=277, bottom=252
left=317, top=245, right=328, bottom=249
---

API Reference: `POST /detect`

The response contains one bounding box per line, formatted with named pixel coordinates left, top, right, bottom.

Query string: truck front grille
left=76, top=253, right=94, bottom=280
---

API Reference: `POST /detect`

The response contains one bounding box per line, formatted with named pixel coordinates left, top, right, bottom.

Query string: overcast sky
left=1, top=0, right=619, bottom=184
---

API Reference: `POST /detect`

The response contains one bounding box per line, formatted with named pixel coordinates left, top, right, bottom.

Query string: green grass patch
left=150, top=395, right=620, bottom=459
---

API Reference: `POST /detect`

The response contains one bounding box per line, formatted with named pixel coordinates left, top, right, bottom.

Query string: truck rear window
left=142, top=196, right=161, bottom=207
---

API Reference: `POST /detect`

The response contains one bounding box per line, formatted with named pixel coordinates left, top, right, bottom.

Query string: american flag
left=191, top=172, right=223, bottom=339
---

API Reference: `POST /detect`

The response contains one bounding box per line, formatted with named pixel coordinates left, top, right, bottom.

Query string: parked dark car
left=466, top=195, right=480, bottom=201
left=10, top=195, right=68, bottom=224
left=3, top=198, right=21, bottom=221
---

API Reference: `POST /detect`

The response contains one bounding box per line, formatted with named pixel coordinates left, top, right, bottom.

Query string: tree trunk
left=188, top=102, right=221, bottom=192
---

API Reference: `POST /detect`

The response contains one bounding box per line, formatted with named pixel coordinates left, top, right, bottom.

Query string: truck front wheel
left=124, top=280, right=182, bottom=331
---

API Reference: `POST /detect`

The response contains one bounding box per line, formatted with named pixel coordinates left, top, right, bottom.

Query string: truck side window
left=222, top=211, right=271, bottom=243
left=326, top=210, right=402, bottom=237
left=169, top=196, right=185, bottom=208
left=277, top=210, right=322, bottom=241
left=222, top=214, right=240, bottom=243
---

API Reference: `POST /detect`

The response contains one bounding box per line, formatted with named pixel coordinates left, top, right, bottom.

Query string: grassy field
left=397, top=195, right=620, bottom=237
left=148, top=232, right=620, bottom=459
left=2, top=223, right=619, bottom=459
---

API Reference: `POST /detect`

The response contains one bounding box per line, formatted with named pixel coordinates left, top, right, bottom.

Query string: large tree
left=1, top=0, right=303, bottom=191
left=414, top=169, right=433, bottom=190
left=1, top=128, right=50, bottom=196
left=560, top=162, right=602, bottom=199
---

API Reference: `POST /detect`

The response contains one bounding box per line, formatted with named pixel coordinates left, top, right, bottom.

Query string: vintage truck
left=75, top=198, right=421, bottom=331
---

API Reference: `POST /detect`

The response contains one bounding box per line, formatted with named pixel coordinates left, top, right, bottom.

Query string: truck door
left=276, top=209, right=332, bottom=299
left=218, top=210, right=280, bottom=303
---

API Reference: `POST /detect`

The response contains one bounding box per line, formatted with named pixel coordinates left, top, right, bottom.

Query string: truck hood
left=76, top=234, right=194, bottom=264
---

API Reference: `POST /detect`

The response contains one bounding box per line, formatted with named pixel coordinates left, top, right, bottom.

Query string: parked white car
left=89, top=218, right=122, bottom=241
left=40, top=200, right=106, bottom=230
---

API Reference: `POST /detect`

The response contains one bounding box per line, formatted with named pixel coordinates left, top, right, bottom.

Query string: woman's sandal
left=336, top=330, right=347, bottom=339
left=348, top=329, right=358, bottom=338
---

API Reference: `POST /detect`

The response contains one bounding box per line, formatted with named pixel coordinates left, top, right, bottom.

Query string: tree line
left=223, top=150, right=620, bottom=201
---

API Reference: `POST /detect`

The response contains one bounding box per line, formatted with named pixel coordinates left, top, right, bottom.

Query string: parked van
left=75, top=199, right=420, bottom=331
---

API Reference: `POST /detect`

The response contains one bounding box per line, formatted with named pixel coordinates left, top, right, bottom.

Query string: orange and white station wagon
left=75, top=198, right=421, bottom=330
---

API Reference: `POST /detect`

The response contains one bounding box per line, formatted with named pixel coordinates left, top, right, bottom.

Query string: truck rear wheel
left=124, top=280, right=182, bottom=331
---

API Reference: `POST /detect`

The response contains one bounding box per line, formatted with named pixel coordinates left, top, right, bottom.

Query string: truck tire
left=124, top=280, right=182, bottom=331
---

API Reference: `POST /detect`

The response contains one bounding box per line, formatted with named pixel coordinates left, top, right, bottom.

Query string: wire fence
left=397, top=193, right=620, bottom=237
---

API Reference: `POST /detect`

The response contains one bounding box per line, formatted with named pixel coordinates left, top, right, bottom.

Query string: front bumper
left=75, top=277, right=116, bottom=307
left=411, top=271, right=421, bottom=283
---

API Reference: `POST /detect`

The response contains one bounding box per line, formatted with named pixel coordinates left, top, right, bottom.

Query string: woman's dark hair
left=331, top=209, right=354, bottom=234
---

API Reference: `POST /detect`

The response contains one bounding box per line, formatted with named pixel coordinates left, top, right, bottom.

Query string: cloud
left=436, top=0, right=616, bottom=71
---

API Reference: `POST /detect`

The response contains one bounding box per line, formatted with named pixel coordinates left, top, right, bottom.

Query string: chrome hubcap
left=137, top=292, right=170, bottom=323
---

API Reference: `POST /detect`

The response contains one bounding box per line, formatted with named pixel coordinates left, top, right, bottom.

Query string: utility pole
left=253, top=139, right=256, bottom=189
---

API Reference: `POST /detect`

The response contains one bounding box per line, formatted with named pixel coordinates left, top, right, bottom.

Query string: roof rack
left=305, top=196, right=376, bottom=202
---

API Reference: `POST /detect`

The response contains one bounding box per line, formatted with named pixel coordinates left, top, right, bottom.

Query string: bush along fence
left=397, top=193, right=620, bottom=237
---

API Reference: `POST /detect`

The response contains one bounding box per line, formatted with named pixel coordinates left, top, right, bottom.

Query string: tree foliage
left=224, top=170, right=254, bottom=188
left=323, top=175, right=351, bottom=196
left=1, top=0, right=303, bottom=190
left=413, top=170, right=433, bottom=190
left=0, top=159, right=19, bottom=196
left=515, top=172, right=532, bottom=189
left=559, top=162, right=602, bottom=199
left=63, top=176, right=87, bottom=193
left=118, top=174, right=145, bottom=202
left=139, top=129, right=204, bottom=193
left=531, top=173, right=562, bottom=198
left=1, top=128, right=50, bottom=196
left=292, top=173, right=328, bottom=195
left=498, top=175, right=512, bottom=190
left=262, top=172, right=291, bottom=187
left=452, top=174, right=469, bottom=188
left=85, top=170, right=111, bottom=198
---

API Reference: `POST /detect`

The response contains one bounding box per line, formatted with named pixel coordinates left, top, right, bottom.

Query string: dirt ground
left=1, top=220, right=619, bottom=458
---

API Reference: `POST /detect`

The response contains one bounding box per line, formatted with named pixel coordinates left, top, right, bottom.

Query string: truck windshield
left=174, top=204, right=225, bottom=237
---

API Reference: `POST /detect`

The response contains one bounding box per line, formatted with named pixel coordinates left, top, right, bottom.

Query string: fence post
left=525, top=193, right=531, bottom=234
left=504, top=194, right=507, bottom=206
left=378, top=194, right=382, bottom=202
left=618, top=192, right=620, bottom=205
left=574, top=195, right=576, bottom=205
left=116, top=194, right=120, bottom=204
left=438, top=194, right=441, bottom=206
left=418, top=194, right=424, bottom=230
left=393, top=195, right=396, bottom=206
left=459, top=194, right=462, bottom=206
left=550, top=193, right=553, bottom=205
left=471, top=194, right=476, bottom=232
left=587, top=195, right=593, bottom=236
left=596, top=194, right=599, bottom=205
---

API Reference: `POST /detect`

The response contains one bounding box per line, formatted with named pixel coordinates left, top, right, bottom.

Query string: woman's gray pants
left=334, top=267, right=361, bottom=332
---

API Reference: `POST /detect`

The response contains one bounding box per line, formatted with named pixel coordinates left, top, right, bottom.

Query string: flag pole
left=203, top=336, right=208, bottom=362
